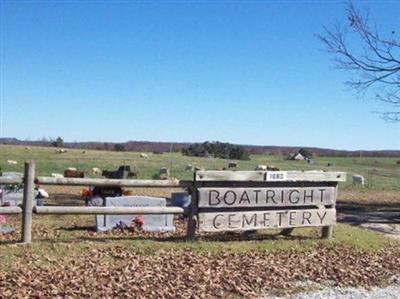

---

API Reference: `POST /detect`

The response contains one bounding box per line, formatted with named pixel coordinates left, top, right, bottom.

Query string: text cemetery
left=199, top=209, right=336, bottom=232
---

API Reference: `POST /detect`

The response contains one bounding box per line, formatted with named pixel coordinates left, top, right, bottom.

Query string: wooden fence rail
left=0, top=177, right=23, bottom=185
left=1, top=161, right=190, bottom=244
left=34, top=206, right=184, bottom=215
left=1, top=161, right=346, bottom=244
left=0, top=207, right=22, bottom=214
left=35, top=176, right=192, bottom=188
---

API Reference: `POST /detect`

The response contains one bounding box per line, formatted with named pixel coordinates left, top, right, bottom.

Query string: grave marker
left=96, top=196, right=175, bottom=232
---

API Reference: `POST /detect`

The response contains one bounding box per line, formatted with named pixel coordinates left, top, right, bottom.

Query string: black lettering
left=266, top=190, right=277, bottom=204
left=302, top=211, right=312, bottom=225
left=303, top=189, right=314, bottom=203
left=289, top=211, right=296, bottom=226
left=228, top=214, right=240, bottom=228
left=242, top=213, right=257, bottom=227
left=319, top=189, right=326, bottom=203
left=239, top=191, right=251, bottom=205
left=317, top=211, right=327, bottom=224
left=212, top=214, right=224, bottom=229
left=223, top=191, right=237, bottom=206
left=277, top=211, right=286, bottom=226
left=288, top=190, right=300, bottom=204
left=209, top=190, right=221, bottom=206
left=253, top=190, right=261, bottom=204
left=261, top=212, right=270, bottom=227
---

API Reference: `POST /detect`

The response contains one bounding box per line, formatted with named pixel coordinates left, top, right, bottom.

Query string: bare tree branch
left=317, top=2, right=400, bottom=121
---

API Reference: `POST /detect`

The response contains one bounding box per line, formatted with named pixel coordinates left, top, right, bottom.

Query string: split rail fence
left=0, top=161, right=346, bottom=244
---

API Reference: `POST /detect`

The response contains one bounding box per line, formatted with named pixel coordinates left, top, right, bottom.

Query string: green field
left=1, top=144, right=399, bottom=297
left=1, top=144, right=399, bottom=190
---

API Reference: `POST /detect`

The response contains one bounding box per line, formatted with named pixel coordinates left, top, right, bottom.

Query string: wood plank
left=198, top=208, right=336, bottom=232
left=0, top=177, right=22, bottom=185
left=198, top=187, right=336, bottom=208
left=34, top=206, right=184, bottom=215
left=35, top=177, right=192, bottom=188
left=196, top=171, right=266, bottom=181
left=282, top=171, right=346, bottom=182
left=0, top=207, right=22, bottom=214
left=196, top=171, right=346, bottom=182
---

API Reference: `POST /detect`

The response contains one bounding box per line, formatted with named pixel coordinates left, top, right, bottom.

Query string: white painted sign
left=198, top=208, right=336, bottom=232
left=198, top=187, right=336, bottom=208
left=266, top=171, right=287, bottom=181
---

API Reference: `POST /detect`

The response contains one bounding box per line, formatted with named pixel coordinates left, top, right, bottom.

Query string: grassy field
left=1, top=144, right=399, bottom=190
left=0, top=144, right=399, bottom=297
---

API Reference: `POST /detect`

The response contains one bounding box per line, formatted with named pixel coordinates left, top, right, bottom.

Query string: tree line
left=182, top=141, right=250, bottom=160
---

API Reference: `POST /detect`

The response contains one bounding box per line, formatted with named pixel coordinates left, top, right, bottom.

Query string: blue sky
left=1, top=1, right=399, bottom=150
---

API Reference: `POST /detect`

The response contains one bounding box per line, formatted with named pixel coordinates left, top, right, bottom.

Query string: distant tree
left=113, top=143, right=125, bottom=151
left=318, top=2, right=400, bottom=121
left=51, top=136, right=64, bottom=147
left=103, top=142, right=112, bottom=151
left=229, top=145, right=250, bottom=160
left=182, top=141, right=250, bottom=160
left=298, top=148, right=312, bottom=158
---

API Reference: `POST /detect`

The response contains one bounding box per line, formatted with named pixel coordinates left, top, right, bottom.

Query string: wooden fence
left=0, top=161, right=188, bottom=243
left=0, top=161, right=346, bottom=244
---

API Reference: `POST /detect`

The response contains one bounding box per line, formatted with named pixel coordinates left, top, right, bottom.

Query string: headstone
left=171, top=192, right=191, bottom=208
left=171, top=192, right=191, bottom=217
left=352, top=175, right=365, bottom=186
left=1, top=189, right=39, bottom=207
left=0, top=224, right=15, bottom=234
left=96, top=196, right=175, bottom=232
left=0, top=215, right=14, bottom=234
left=0, top=172, right=23, bottom=179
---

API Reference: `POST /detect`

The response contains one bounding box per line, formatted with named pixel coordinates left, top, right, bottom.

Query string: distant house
left=288, top=152, right=305, bottom=161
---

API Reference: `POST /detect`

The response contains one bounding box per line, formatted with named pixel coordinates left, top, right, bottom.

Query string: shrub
left=113, top=144, right=125, bottom=151
left=182, top=141, right=250, bottom=160
left=51, top=136, right=64, bottom=147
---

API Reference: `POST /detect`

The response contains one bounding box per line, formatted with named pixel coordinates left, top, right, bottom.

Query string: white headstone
left=96, top=196, right=175, bottom=232
left=1, top=189, right=39, bottom=207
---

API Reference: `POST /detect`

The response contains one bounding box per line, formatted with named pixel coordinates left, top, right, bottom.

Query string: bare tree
left=317, top=2, right=400, bottom=121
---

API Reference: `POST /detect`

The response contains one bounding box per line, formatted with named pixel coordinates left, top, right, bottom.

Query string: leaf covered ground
left=0, top=243, right=398, bottom=298
left=0, top=216, right=399, bottom=298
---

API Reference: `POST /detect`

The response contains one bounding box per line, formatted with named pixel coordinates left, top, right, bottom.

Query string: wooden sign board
left=186, top=171, right=345, bottom=240
left=198, top=187, right=336, bottom=208
left=196, top=170, right=346, bottom=182
left=198, top=208, right=336, bottom=232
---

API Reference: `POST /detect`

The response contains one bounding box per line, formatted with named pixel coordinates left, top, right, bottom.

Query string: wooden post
left=322, top=183, right=337, bottom=239
left=281, top=228, right=294, bottom=236
left=186, top=174, right=198, bottom=241
left=321, top=226, right=333, bottom=239
left=21, top=160, right=35, bottom=244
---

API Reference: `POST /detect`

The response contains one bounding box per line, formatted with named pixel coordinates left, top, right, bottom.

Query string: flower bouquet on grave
left=130, top=215, right=144, bottom=233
